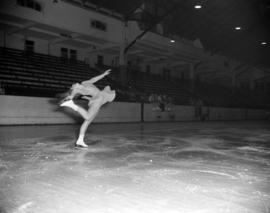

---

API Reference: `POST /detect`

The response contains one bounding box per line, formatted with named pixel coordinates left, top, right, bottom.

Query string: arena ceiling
left=77, top=0, right=270, bottom=68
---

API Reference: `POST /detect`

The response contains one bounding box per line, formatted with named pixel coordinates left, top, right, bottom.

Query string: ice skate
left=60, top=100, right=78, bottom=111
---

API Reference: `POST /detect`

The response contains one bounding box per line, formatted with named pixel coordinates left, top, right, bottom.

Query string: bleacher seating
left=0, top=47, right=100, bottom=97
left=0, top=47, right=269, bottom=108
left=0, top=47, right=142, bottom=102
left=131, top=73, right=192, bottom=105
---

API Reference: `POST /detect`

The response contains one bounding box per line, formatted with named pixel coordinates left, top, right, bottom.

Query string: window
left=240, top=82, right=249, bottom=89
left=146, top=65, right=151, bottom=74
left=97, top=55, right=104, bottom=66
left=61, top=48, right=78, bottom=60
left=167, top=70, right=171, bottom=80
left=24, top=40, right=34, bottom=52
left=35, top=2, right=41, bottom=11
left=17, top=0, right=42, bottom=12
left=181, top=72, right=185, bottom=79
left=91, top=20, right=107, bottom=31
left=17, top=0, right=26, bottom=6
left=70, top=49, right=77, bottom=61
left=61, top=48, right=68, bottom=58
left=27, top=0, right=34, bottom=8
left=60, top=33, right=72, bottom=38
left=163, top=68, right=171, bottom=80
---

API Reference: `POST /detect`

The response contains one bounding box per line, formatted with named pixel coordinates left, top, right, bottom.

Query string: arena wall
left=0, top=96, right=269, bottom=125
left=0, top=95, right=141, bottom=125
left=246, top=108, right=270, bottom=120
left=144, top=104, right=194, bottom=122
left=208, top=107, right=247, bottom=120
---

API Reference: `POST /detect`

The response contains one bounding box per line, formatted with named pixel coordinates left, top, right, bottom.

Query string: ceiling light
left=261, top=42, right=267, bottom=45
left=235, top=26, right=241, bottom=30
left=170, top=39, right=175, bottom=43
left=194, top=5, right=202, bottom=9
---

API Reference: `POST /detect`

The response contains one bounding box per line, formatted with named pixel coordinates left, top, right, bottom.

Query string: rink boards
left=0, top=95, right=269, bottom=125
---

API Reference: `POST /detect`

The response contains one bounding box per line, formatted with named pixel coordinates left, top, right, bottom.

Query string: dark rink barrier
left=0, top=95, right=269, bottom=125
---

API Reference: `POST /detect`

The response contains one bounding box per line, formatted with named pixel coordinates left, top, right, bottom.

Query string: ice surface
left=0, top=121, right=270, bottom=213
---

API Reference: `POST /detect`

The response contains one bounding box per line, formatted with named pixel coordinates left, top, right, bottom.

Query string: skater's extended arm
left=82, top=69, right=111, bottom=85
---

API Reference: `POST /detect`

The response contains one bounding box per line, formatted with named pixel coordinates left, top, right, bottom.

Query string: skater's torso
left=72, top=83, right=100, bottom=97
left=82, top=84, right=108, bottom=106
left=71, top=82, right=115, bottom=107
left=88, top=93, right=107, bottom=106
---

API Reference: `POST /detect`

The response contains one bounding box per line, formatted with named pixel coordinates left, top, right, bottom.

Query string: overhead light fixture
left=170, top=39, right=175, bottom=43
left=235, top=26, right=241, bottom=30
left=194, top=5, right=202, bottom=9
left=261, top=42, right=267, bottom=45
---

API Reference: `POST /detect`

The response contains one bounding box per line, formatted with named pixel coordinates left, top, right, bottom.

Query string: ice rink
left=0, top=121, right=270, bottom=213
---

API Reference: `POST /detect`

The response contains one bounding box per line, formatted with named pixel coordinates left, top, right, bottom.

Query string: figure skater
left=60, top=69, right=116, bottom=148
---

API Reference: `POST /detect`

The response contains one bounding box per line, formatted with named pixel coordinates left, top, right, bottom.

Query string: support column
left=189, top=63, right=195, bottom=93
left=230, top=63, right=236, bottom=93
left=119, top=21, right=128, bottom=86
left=119, top=42, right=127, bottom=85
left=249, top=68, right=255, bottom=91
left=231, top=71, right=236, bottom=92
left=48, top=43, right=51, bottom=55
left=3, top=31, right=7, bottom=47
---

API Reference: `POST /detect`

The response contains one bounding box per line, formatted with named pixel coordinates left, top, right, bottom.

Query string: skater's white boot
left=75, top=135, right=88, bottom=148
left=60, top=100, right=78, bottom=111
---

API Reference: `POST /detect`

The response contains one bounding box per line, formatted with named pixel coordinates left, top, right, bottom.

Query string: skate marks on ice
left=0, top=123, right=270, bottom=212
